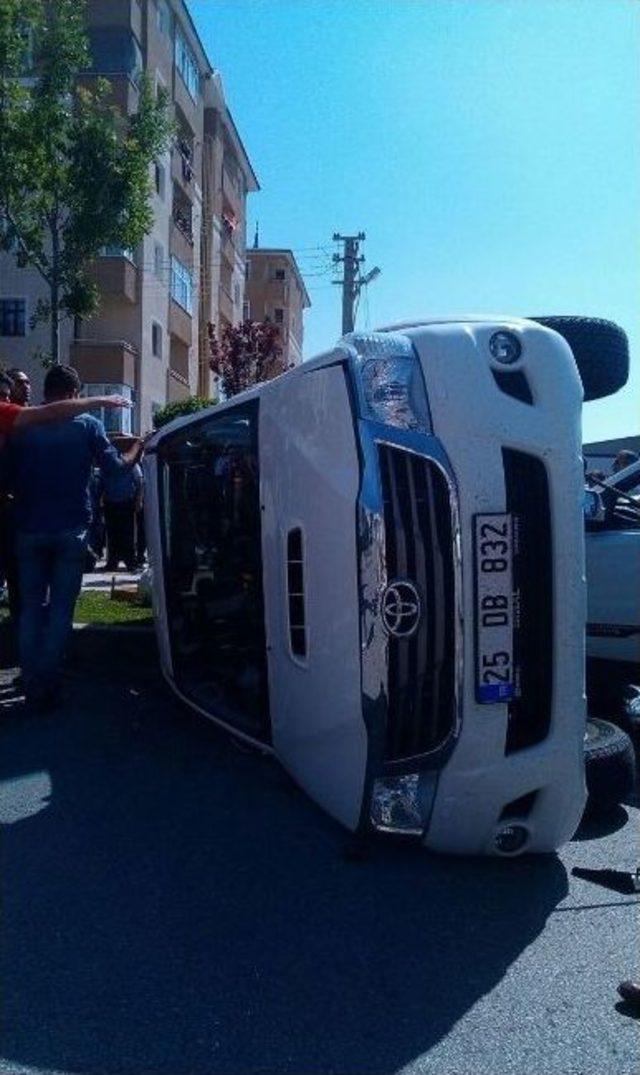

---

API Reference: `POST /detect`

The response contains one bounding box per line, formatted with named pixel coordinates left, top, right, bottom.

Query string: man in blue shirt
left=100, top=446, right=144, bottom=571
left=7, top=365, right=142, bottom=708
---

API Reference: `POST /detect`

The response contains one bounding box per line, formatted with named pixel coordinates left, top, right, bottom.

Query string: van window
left=160, top=401, right=270, bottom=739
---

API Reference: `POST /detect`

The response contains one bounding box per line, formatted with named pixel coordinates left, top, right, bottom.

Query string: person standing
left=6, top=368, right=31, bottom=407
left=101, top=442, right=144, bottom=572
left=1, top=369, right=30, bottom=620
left=5, top=366, right=141, bottom=708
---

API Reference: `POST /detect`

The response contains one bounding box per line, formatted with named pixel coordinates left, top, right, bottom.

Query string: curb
left=70, top=621, right=159, bottom=671
left=0, top=621, right=159, bottom=675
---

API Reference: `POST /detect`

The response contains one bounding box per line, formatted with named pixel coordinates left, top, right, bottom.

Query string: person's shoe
left=618, top=980, right=640, bottom=1005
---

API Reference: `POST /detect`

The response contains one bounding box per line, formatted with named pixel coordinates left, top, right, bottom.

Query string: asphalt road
left=0, top=633, right=638, bottom=1075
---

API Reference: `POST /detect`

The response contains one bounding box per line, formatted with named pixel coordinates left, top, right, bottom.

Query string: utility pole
left=333, top=232, right=366, bottom=335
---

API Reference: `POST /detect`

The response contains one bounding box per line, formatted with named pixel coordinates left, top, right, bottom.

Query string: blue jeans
left=16, top=529, right=87, bottom=692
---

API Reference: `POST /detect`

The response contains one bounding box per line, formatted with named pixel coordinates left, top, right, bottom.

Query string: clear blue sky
left=190, top=0, right=639, bottom=442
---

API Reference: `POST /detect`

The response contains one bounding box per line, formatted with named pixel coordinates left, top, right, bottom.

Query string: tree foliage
left=0, top=0, right=173, bottom=360
left=208, top=320, right=290, bottom=399
left=152, top=396, right=215, bottom=430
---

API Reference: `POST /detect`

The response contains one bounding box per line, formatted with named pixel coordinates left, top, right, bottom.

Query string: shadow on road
left=0, top=665, right=568, bottom=1075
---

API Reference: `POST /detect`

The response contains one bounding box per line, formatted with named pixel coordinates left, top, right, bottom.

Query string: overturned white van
left=144, top=315, right=627, bottom=855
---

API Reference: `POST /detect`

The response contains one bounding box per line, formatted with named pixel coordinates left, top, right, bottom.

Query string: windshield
left=159, top=401, right=270, bottom=740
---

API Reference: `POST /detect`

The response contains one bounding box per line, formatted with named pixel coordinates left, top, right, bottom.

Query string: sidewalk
left=82, top=563, right=145, bottom=594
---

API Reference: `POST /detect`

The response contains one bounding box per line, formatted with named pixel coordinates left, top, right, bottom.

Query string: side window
left=154, top=161, right=165, bottom=199
left=154, top=241, right=165, bottom=279
left=156, top=0, right=170, bottom=36
left=151, top=321, right=162, bottom=358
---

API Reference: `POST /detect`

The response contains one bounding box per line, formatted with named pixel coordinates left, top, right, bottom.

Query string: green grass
left=74, top=590, right=153, bottom=626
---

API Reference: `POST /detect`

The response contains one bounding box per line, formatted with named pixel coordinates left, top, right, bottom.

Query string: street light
left=360, top=266, right=381, bottom=286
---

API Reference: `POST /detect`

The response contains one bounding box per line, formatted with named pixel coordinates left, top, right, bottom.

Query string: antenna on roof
left=253, top=221, right=259, bottom=249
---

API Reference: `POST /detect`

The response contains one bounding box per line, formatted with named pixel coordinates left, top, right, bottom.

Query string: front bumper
left=363, top=320, right=587, bottom=854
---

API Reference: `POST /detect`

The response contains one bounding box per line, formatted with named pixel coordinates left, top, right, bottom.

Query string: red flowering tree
left=208, top=320, right=289, bottom=399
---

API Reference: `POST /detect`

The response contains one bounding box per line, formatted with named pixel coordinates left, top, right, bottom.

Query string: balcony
left=89, top=251, right=137, bottom=304
left=172, top=135, right=196, bottom=193
left=221, top=164, right=243, bottom=219
left=172, top=198, right=194, bottom=241
left=70, top=339, right=138, bottom=388
left=167, top=368, right=190, bottom=403
left=169, top=298, right=192, bottom=346
left=169, top=335, right=190, bottom=382
left=218, top=287, right=234, bottom=326
left=86, top=0, right=142, bottom=39
left=174, top=71, right=200, bottom=133
left=78, top=71, right=139, bottom=118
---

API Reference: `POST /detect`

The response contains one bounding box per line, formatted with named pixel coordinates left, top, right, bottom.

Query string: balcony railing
left=176, top=137, right=194, bottom=183
left=173, top=205, right=194, bottom=244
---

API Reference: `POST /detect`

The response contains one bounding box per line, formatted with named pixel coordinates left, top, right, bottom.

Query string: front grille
left=502, top=449, right=553, bottom=752
left=378, top=446, right=456, bottom=765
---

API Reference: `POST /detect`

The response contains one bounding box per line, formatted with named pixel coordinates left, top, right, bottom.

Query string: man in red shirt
left=0, top=388, right=131, bottom=445
left=0, top=380, right=133, bottom=636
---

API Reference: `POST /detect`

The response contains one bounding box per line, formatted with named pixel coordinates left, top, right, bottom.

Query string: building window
left=234, top=283, right=240, bottom=305
left=170, top=255, right=193, bottom=314
left=154, top=241, right=165, bottom=279
left=174, top=28, right=199, bottom=100
left=0, top=299, right=26, bottom=337
left=83, top=383, right=133, bottom=435
left=275, top=268, right=286, bottom=281
left=87, top=28, right=143, bottom=81
left=156, top=0, right=170, bottom=36
left=152, top=321, right=163, bottom=358
left=244, top=261, right=250, bottom=280
left=274, top=308, right=284, bottom=325
left=101, top=244, right=136, bottom=263
left=154, top=161, right=165, bottom=198
left=243, top=301, right=250, bottom=322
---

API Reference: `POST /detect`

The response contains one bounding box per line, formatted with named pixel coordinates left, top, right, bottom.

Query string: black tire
left=584, top=717, right=636, bottom=810
left=529, top=316, right=629, bottom=401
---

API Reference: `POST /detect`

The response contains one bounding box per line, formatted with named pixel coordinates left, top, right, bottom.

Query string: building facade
left=244, top=248, right=311, bottom=368
left=0, top=0, right=258, bottom=433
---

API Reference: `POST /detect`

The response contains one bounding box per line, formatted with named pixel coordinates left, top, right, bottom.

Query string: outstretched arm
left=13, top=395, right=131, bottom=430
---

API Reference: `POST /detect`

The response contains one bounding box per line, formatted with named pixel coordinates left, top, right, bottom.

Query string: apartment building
left=0, top=0, right=258, bottom=433
left=244, top=248, right=311, bottom=367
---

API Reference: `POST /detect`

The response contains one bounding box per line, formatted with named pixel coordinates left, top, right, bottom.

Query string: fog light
left=370, top=774, right=424, bottom=835
left=489, top=331, right=522, bottom=365
left=494, top=824, right=529, bottom=855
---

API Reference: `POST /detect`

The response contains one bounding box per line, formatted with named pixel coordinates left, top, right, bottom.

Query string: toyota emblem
left=381, top=580, right=422, bottom=638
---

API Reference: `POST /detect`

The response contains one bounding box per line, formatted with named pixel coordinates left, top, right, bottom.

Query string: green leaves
left=0, top=1, right=173, bottom=358
left=152, top=397, right=216, bottom=430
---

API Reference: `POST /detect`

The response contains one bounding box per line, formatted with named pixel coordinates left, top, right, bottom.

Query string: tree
left=152, top=396, right=215, bottom=430
left=0, top=0, right=173, bottom=362
left=208, top=320, right=290, bottom=399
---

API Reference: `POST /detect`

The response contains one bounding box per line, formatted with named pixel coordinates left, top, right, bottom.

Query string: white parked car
left=144, top=315, right=628, bottom=855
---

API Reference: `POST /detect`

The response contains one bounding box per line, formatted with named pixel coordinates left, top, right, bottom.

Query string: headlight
left=489, top=330, right=522, bottom=365
left=348, top=333, right=431, bottom=432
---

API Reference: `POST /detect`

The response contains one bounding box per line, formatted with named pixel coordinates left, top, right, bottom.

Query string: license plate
left=473, top=513, right=515, bottom=704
